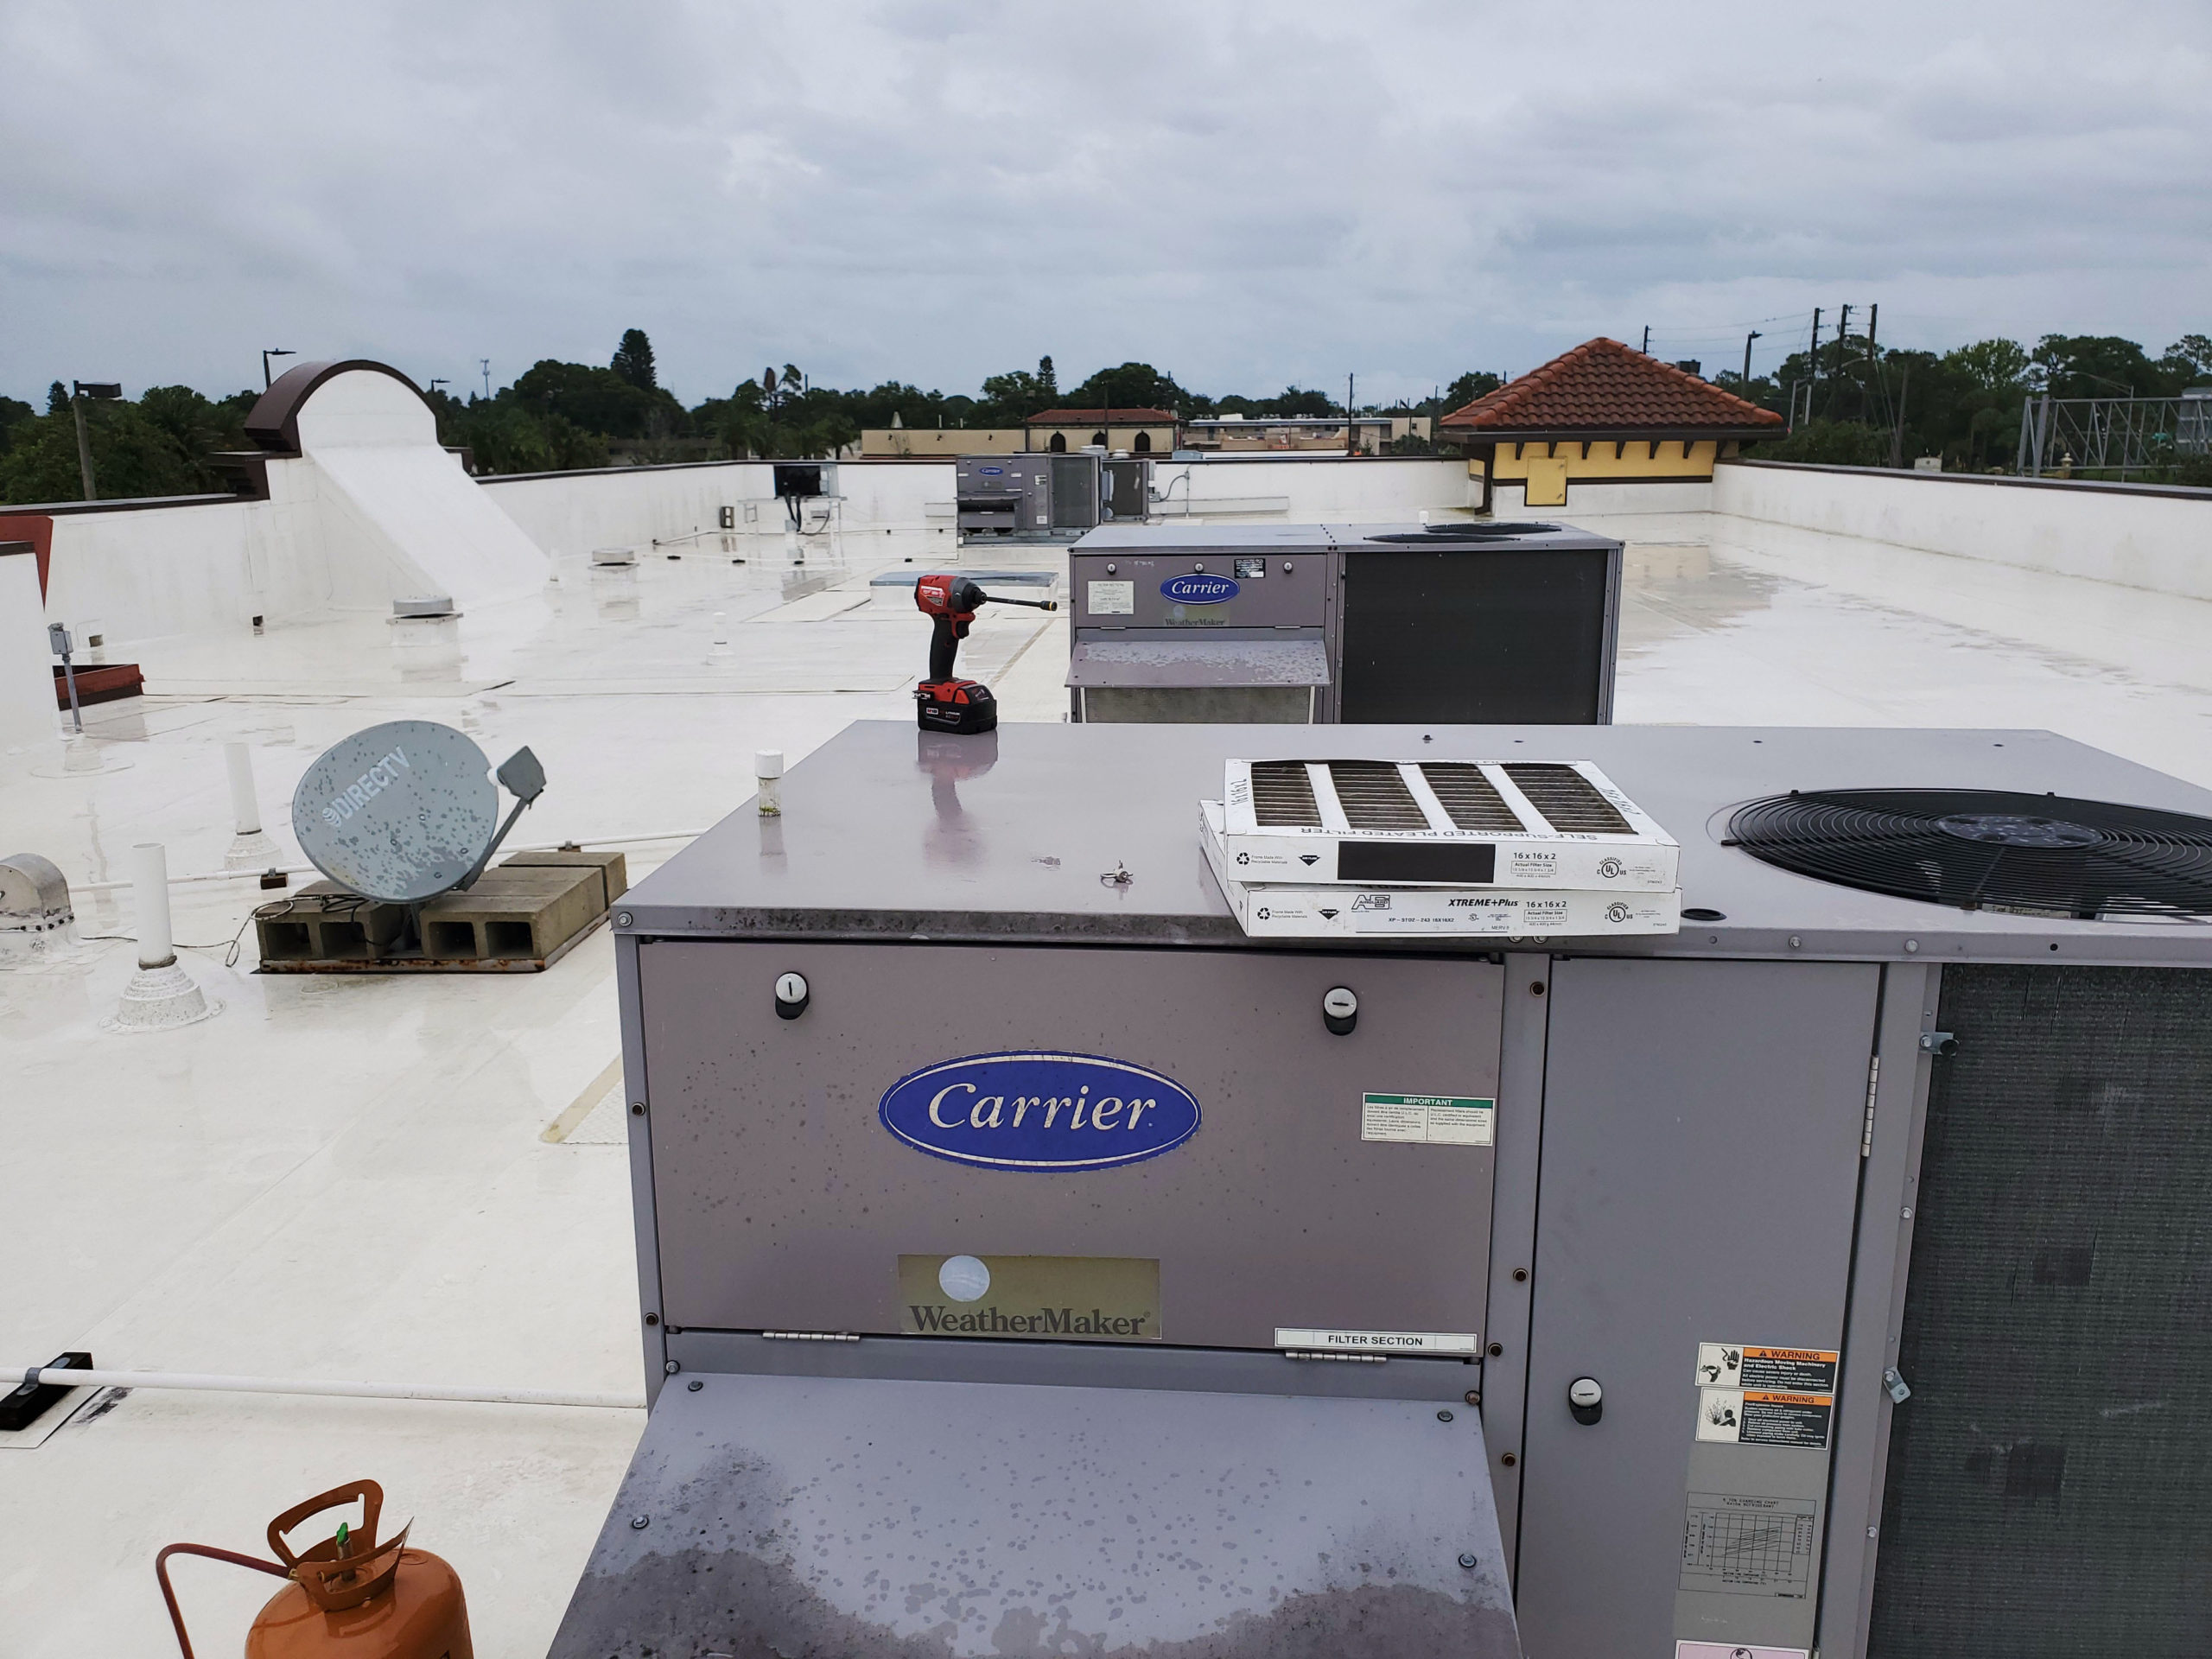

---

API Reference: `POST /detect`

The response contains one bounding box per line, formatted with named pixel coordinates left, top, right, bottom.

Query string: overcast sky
left=5, top=1, right=2209, bottom=407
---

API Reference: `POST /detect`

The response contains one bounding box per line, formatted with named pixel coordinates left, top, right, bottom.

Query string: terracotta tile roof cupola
left=1440, top=339, right=1782, bottom=438
left=1024, top=407, right=1178, bottom=426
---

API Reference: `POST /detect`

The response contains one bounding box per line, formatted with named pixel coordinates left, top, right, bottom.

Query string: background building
left=1022, top=407, right=1178, bottom=454
left=1439, top=339, right=1783, bottom=510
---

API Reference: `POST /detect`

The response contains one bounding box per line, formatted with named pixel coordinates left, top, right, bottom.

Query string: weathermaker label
left=898, top=1255, right=1160, bottom=1343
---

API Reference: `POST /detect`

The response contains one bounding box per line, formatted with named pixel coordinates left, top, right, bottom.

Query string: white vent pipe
left=132, top=843, right=175, bottom=969
left=224, top=742, right=262, bottom=835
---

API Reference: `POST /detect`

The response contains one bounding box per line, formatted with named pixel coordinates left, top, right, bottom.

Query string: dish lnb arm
left=455, top=747, right=548, bottom=892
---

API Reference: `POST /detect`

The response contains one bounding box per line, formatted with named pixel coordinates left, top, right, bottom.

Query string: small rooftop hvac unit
left=1065, top=521, right=1620, bottom=725
left=557, top=720, right=2212, bottom=1659
left=955, top=453, right=1117, bottom=539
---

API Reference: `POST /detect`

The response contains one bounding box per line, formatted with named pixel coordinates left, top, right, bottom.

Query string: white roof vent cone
left=105, top=842, right=220, bottom=1033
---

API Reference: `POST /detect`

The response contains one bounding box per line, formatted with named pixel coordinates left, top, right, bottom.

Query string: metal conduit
left=12, top=1365, right=645, bottom=1411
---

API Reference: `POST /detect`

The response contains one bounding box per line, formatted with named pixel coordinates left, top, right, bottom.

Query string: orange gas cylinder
left=158, top=1481, right=473, bottom=1659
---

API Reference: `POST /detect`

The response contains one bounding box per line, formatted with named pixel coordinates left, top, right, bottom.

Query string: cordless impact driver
left=913, top=574, right=1059, bottom=734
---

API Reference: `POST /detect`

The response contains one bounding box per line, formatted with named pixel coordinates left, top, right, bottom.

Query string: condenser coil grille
left=1503, top=764, right=1633, bottom=834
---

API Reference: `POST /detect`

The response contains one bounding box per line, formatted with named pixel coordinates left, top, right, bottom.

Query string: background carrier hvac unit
left=1065, top=520, right=1622, bottom=725
left=955, top=453, right=1111, bottom=539
left=563, top=721, right=2212, bottom=1659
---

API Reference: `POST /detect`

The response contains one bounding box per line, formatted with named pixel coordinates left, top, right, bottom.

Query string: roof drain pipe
left=10, top=1363, right=645, bottom=1411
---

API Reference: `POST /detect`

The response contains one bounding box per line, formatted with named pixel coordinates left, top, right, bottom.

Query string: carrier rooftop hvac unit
left=1065, top=520, right=1621, bottom=725
left=561, top=721, right=2212, bottom=1659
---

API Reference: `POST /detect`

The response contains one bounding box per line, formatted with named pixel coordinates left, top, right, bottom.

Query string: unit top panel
left=618, top=721, right=2212, bottom=964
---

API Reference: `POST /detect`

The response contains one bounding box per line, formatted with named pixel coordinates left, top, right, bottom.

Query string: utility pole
left=1346, top=373, right=1357, bottom=455
left=1742, top=331, right=1762, bottom=395
left=1808, top=308, right=1822, bottom=410
left=69, top=380, right=122, bottom=501
left=1866, top=303, right=1878, bottom=356
left=1641, top=326, right=1651, bottom=355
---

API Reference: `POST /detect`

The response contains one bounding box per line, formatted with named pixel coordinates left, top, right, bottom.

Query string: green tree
left=1442, top=371, right=1503, bottom=410
left=0, top=397, right=207, bottom=503
left=2163, top=335, right=2212, bottom=384
left=1063, top=361, right=1188, bottom=414
left=610, top=328, right=658, bottom=391
left=2031, top=334, right=2178, bottom=398
left=0, top=395, right=33, bottom=442
left=1750, top=418, right=1892, bottom=467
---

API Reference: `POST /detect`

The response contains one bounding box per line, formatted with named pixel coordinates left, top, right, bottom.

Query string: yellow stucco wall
left=1475, top=439, right=1730, bottom=482
left=861, top=429, right=1026, bottom=457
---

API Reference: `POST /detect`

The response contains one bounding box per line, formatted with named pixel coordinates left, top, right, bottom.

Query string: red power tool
left=914, top=574, right=1058, bottom=734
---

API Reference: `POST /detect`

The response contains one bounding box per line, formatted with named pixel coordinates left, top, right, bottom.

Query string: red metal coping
left=1440, top=339, right=1783, bottom=433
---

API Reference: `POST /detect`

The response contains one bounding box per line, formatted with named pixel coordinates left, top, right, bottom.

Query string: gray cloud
left=3, top=0, right=2207, bottom=405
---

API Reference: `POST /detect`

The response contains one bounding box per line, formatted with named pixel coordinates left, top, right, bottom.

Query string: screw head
left=687, top=1378, right=703, bottom=1392
left=631, top=1514, right=650, bottom=1530
left=1500, top=1452, right=1516, bottom=1467
left=1488, top=1342, right=1503, bottom=1357
left=645, top=1313, right=660, bottom=1326
left=1437, top=1408, right=1454, bottom=1422
left=630, top=1102, right=645, bottom=1116
left=1511, top=1268, right=1529, bottom=1282
left=1458, top=1552, right=1478, bottom=1569
left=1529, top=981, right=1546, bottom=996
left=664, top=1359, right=680, bottom=1375
left=616, top=911, right=633, bottom=927
left=1464, top=1389, right=1481, bottom=1406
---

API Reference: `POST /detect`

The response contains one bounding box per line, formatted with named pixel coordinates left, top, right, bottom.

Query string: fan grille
left=1729, top=789, right=2212, bottom=919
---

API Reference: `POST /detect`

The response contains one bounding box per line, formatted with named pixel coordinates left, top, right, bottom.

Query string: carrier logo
left=1160, top=574, right=1239, bottom=605
left=879, top=1052, right=1201, bottom=1171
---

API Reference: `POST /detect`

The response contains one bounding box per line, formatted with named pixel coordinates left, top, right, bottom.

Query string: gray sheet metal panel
left=1819, top=963, right=1938, bottom=1659
left=615, top=929, right=668, bottom=1405
left=1065, top=635, right=1331, bottom=688
left=665, top=1331, right=1479, bottom=1404
left=612, top=721, right=2212, bottom=964
left=550, top=1370, right=1521, bottom=1659
left=1513, top=959, right=1878, bottom=1658
left=637, top=940, right=1503, bottom=1349
left=1480, top=951, right=1551, bottom=1575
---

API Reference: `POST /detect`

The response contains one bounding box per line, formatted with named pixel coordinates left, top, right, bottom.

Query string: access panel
left=638, top=941, right=1503, bottom=1352
left=551, top=1370, right=1521, bottom=1657
left=1513, top=959, right=1877, bottom=1659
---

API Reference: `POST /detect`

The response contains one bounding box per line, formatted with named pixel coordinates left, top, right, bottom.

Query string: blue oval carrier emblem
left=879, top=1051, right=1201, bottom=1171
left=1160, top=574, right=1239, bottom=605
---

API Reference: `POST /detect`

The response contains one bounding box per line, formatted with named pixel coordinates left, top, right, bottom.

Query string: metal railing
left=2016, top=393, right=2212, bottom=480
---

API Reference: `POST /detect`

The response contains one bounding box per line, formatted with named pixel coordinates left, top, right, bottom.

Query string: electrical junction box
left=1065, top=520, right=1622, bottom=725
left=559, top=721, right=2212, bottom=1659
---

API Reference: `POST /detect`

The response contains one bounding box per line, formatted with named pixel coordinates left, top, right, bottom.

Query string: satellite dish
left=292, top=720, right=545, bottom=904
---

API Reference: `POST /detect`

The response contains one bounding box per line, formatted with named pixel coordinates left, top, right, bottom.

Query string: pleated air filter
left=1727, top=789, right=2212, bottom=920
left=1217, top=759, right=1678, bottom=889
